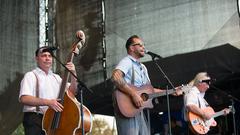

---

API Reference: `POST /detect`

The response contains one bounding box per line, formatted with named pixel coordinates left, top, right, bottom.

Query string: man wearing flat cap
left=19, top=46, right=78, bottom=135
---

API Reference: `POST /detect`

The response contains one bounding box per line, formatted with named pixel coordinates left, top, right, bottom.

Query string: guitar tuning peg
left=154, top=98, right=159, bottom=104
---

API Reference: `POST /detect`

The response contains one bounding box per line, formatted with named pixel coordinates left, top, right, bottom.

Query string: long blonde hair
left=188, top=72, right=210, bottom=86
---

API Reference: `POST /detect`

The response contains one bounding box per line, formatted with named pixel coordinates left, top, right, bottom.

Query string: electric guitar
left=114, top=84, right=191, bottom=117
left=188, top=106, right=232, bottom=135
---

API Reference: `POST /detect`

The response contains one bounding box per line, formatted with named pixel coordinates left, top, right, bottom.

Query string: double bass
left=42, top=31, right=92, bottom=135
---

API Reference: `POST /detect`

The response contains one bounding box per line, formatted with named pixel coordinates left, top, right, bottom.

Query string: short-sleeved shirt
left=19, top=67, right=62, bottom=114
left=115, top=55, right=150, bottom=87
left=114, top=55, right=151, bottom=135
left=183, top=86, right=208, bottom=121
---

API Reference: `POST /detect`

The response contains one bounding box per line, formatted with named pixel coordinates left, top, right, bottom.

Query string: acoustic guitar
left=114, top=84, right=191, bottom=117
left=188, top=106, right=232, bottom=135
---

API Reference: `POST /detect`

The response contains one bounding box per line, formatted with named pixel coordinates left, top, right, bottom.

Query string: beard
left=137, top=51, right=145, bottom=58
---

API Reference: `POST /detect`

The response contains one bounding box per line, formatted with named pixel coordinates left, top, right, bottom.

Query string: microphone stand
left=210, top=85, right=239, bottom=135
left=230, top=96, right=237, bottom=135
left=51, top=53, right=92, bottom=135
left=150, top=56, right=176, bottom=135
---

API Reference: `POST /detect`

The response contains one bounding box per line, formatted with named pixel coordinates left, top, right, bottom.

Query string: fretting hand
left=173, top=86, right=183, bottom=96
left=65, top=62, right=76, bottom=74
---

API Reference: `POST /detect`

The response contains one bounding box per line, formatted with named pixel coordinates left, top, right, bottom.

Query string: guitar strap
left=131, top=63, right=135, bottom=85
left=204, top=98, right=209, bottom=107
left=197, top=95, right=209, bottom=108
left=198, top=97, right=209, bottom=108
left=141, top=64, right=148, bottom=83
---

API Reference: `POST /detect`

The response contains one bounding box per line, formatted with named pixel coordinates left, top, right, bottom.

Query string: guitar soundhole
left=141, top=93, right=149, bottom=101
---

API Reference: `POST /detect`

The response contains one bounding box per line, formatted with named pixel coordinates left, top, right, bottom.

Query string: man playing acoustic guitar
left=112, top=35, right=182, bottom=135
left=184, top=72, right=230, bottom=135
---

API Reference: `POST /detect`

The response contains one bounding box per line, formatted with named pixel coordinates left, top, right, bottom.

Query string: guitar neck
left=212, top=109, right=230, bottom=118
left=148, top=89, right=175, bottom=99
left=212, top=111, right=224, bottom=118
left=58, top=53, right=74, bottom=102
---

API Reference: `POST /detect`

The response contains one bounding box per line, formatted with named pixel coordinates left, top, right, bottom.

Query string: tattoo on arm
left=111, top=69, right=127, bottom=88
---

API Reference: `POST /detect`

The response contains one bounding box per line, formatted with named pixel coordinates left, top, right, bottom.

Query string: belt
left=24, top=112, right=43, bottom=116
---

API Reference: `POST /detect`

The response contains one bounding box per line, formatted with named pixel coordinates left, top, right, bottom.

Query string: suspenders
left=32, top=71, right=58, bottom=113
left=32, top=71, right=40, bottom=113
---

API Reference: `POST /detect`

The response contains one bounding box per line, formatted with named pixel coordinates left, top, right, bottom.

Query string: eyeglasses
left=200, top=79, right=211, bottom=85
left=131, top=43, right=144, bottom=47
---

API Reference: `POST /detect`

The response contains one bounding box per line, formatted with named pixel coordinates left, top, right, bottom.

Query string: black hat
left=35, top=46, right=53, bottom=56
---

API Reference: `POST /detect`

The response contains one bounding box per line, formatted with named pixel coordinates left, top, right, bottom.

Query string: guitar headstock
left=180, top=85, right=192, bottom=94
left=225, top=106, right=233, bottom=114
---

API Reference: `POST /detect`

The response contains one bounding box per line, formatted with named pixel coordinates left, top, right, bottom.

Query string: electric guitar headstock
left=223, top=106, right=233, bottom=115
left=180, top=85, right=192, bottom=94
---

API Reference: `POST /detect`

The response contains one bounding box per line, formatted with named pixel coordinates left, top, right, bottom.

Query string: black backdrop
left=78, top=43, right=240, bottom=134
left=81, top=44, right=240, bottom=113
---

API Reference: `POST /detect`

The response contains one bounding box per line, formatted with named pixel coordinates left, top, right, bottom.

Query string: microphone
left=144, top=49, right=162, bottom=59
left=76, top=30, right=86, bottom=49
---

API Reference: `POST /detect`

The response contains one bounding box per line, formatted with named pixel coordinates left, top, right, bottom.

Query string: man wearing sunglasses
left=184, top=72, right=212, bottom=117
left=183, top=72, right=234, bottom=135
left=183, top=72, right=213, bottom=134
left=112, top=35, right=182, bottom=135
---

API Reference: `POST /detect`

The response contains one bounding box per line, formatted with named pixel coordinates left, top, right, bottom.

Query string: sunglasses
left=200, top=79, right=211, bottom=85
left=131, top=43, right=144, bottom=47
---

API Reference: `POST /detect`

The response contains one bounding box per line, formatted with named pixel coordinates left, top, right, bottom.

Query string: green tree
left=89, top=116, right=116, bottom=135
left=11, top=124, right=24, bottom=135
